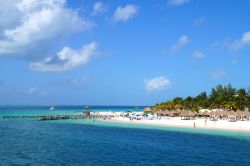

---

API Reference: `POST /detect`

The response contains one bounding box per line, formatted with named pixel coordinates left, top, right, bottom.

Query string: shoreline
left=101, top=116, right=250, bottom=133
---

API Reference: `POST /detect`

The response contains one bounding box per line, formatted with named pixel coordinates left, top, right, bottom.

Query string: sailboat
left=50, top=106, right=55, bottom=111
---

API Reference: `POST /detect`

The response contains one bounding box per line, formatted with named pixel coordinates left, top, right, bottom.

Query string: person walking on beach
left=205, top=118, right=207, bottom=126
left=193, top=122, right=196, bottom=128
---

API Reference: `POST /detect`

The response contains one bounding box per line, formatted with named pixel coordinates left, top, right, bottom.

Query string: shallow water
left=59, top=119, right=250, bottom=141
left=1, top=106, right=250, bottom=165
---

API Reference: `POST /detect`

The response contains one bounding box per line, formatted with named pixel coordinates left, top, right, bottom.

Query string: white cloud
left=92, top=2, right=107, bottom=15
left=193, top=51, right=204, bottom=60
left=0, top=0, right=93, bottom=59
left=167, top=35, right=189, bottom=55
left=28, top=86, right=39, bottom=94
left=232, top=31, right=250, bottom=50
left=168, top=0, right=190, bottom=6
left=193, top=17, right=206, bottom=27
left=210, top=70, right=226, bottom=79
left=66, top=77, right=89, bottom=87
left=179, top=35, right=189, bottom=44
left=113, top=4, right=138, bottom=22
left=212, top=38, right=231, bottom=50
left=27, top=86, right=54, bottom=96
left=29, top=42, right=97, bottom=72
left=144, top=76, right=171, bottom=92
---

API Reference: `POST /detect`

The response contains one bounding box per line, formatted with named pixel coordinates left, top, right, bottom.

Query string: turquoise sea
left=1, top=106, right=250, bottom=165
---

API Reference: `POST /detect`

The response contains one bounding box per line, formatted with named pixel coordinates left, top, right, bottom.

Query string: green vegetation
left=154, top=84, right=250, bottom=112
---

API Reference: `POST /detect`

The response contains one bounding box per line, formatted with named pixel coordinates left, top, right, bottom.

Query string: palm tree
left=154, top=84, right=250, bottom=111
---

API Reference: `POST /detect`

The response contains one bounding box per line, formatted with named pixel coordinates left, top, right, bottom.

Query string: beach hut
left=246, top=111, right=250, bottom=120
left=237, top=110, right=249, bottom=121
left=163, top=110, right=170, bottom=116
left=168, top=111, right=174, bottom=117
left=199, top=109, right=210, bottom=113
left=198, top=109, right=209, bottom=117
left=180, top=110, right=196, bottom=120
left=192, top=111, right=197, bottom=117
left=228, top=111, right=237, bottom=122
left=173, top=109, right=182, bottom=117
left=235, top=110, right=243, bottom=120
left=156, top=109, right=163, bottom=114
left=209, top=111, right=215, bottom=116
left=143, top=107, right=152, bottom=114
left=180, top=110, right=187, bottom=119
left=209, top=111, right=218, bottom=121
left=221, top=110, right=229, bottom=119
left=156, top=110, right=163, bottom=118
left=202, top=110, right=210, bottom=117
left=215, top=110, right=221, bottom=117
left=243, top=110, right=249, bottom=120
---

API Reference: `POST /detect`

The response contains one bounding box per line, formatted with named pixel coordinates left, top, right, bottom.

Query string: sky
left=0, top=0, right=250, bottom=106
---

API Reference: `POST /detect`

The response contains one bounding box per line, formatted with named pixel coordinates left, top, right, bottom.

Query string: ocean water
left=0, top=105, right=142, bottom=116
left=1, top=106, right=250, bottom=166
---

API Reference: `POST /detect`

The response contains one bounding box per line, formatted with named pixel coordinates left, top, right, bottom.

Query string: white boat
left=50, top=106, right=55, bottom=111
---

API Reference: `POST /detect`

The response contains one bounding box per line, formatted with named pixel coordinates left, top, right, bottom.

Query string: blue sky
left=0, top=0, right=250, bottom=105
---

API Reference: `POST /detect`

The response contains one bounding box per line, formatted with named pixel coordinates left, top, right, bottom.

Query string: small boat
left=50, top=106, right=55, bottom=111
left=84, top=106, right=89, bottom=110
left=83, top=106, right=89, bottom=113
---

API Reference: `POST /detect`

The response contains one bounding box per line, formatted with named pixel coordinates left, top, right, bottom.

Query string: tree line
left=154, top=84, right=250, bottom=112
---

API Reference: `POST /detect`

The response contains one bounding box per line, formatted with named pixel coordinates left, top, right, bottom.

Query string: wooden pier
left=0, top=114, right=114, bottom=121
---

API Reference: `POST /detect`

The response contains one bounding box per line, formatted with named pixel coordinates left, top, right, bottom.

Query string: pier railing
left=0, top=114, right=115, bottom=121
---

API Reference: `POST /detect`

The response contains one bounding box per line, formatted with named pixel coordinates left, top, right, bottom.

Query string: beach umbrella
left=229, top=111, right=237, bottom=117
left=180, top=110, right=191, bottom=117
left=209, top=111, right=215, bottom=116
left=203, top=110, right=210, bottom=116
left=242, top=110, right=249, bottom=117
left=176, top=109, right=182, bottom=113
left=216, top=110, right=223, bottom=117
left=215, top=110, right=221, bottom=117
left=219, top=110, right=228, bottom=119
left=162, top=110, right=169, bottom=116
left=199, top=109, right=209, bottom=114
left=235, top=110, right=243, bottom=117
left=246, top=111, right=250, bottom=118
left=180, top=110, right=186, bottom=117
left=181, top=110, right=196, bottom=118
left=164, top=109, right=170, bottom=113
left=241, top=110, right=246, bottom=117
left=187, top=111, right=196, bottom=117
left=171, top=110, right=177, bottom=116
left=222, top=110, right=229, bottom=117
left=168, top=111, right=174, bottom=117
left=236, top=110, right=241, bottom=114
left=191, top=111, right=197, bottom=117
left=173, top=109, right=181, bottom=116
left=157, top=109, right=163, bottom=114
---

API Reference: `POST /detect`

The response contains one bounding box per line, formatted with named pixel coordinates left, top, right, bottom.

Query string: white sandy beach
left=94, top=112, right=250, bottom=132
